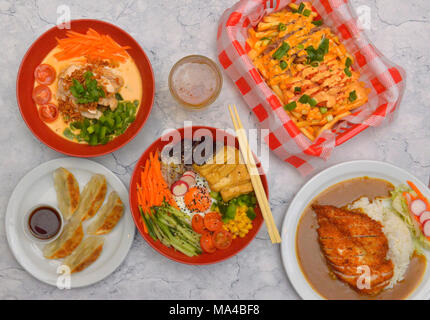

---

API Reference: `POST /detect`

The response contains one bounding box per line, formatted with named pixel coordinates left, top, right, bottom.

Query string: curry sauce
left=296, top=177, right=427, bottom=300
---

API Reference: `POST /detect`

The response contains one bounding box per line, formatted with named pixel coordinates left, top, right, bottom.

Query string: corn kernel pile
left=223, top=205, right=253, bottom=239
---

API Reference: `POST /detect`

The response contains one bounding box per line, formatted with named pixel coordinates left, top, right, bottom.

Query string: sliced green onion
left=272, top=42, right=290, bottom=60
left=298, top=3, right=305, bottom=14
left=319, top=38, right=330, bottom=54
left=284, top=101, right=297, bottom=111
left=278, top=23, right=286, bottom=31
left=344, top=67, right=352, bottom=77
left=312, top=20, right=323, bottom=26
left=280, top=60, right=288, bottom=70
left=261, top=37, right=272, bottom=44
left=299, top=94, right=310, bottom=104
left=303, top=9, right=311, bottom=17
left=294, top=87, right=302, bottom=93
left=345, top=57, right=353, bottom=68
left=320, top=107, right=328, bottom=114
left=326, top=114, right=334, bottom=122
left=297, top=44, right=304, bottom=50
left=349, top=90, right=357, bottom=102
left=309, top=98, right=317, bottom=107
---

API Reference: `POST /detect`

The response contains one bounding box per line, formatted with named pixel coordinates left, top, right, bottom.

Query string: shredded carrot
left=136, top=151, right=179, bottom=233
left=54, top=28, right=130, bottom=63
left=407, top=181, right=430, bottom=210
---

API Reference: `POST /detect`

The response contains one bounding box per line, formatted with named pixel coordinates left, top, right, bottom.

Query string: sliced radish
left=171, top=180, right=189, bottom=197
left=410, top=199, right=427, bottom=216
left=181, top=175, right=196, bottom=188
left=419, top=211, right=430, bottom=224
left=183, top=171, right=196, bottom=178
left=423, top=220, right=430, bottom=238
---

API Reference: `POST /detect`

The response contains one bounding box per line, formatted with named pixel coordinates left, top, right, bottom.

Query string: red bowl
left=16, top=19, right=155, bottom=157
left=129, top=126, right=269, bottom=265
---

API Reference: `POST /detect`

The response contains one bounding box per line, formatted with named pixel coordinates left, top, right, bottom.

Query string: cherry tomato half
left=213, top=230, right=233, bottom=250
left=204, top=212, right=223, bottom=232
left=38, top=103, right=59, bottom=123
left=200, top=232, right=216, bottom=253
left=34, top=64, right=56, bottom=85
left=32, top=85, right=52, bottom=105
left=191, top=214, right=206, bottom=234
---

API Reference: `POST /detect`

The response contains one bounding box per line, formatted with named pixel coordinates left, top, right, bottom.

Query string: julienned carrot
left=407, top=181, right=430, bottom=210
left=54, top=28, right=130, bottom=63
left=137, top=151, right=180, bottom=233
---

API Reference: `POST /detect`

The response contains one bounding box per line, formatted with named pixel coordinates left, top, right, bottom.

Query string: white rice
left=349, top=197, right=414, bottom=289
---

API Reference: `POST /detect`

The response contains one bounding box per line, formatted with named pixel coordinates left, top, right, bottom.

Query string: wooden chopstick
left=228, top=104, right=281, bottom=244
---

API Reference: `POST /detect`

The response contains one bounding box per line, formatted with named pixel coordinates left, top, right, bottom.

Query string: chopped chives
left=284, top=101, right=297, bottom=111
left=349, top=90, right=357, bottom=102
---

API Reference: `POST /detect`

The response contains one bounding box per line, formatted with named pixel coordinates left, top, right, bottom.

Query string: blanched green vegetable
left=64, top=95, right=139, bottom=146
left=140, top=202, right=202, bottom=257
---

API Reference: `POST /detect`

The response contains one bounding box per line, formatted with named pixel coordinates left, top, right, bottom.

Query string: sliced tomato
left=39, top=103, right=59, bottom=123
left=204, top=212, right=223, bottom=232
left=32, top=85, right=52, bottom=105
left=213, top=230, right=232, bottom=250
left=192, top=214, right=205, bottom=234
left=200, top=232, right=216, bottom=253
left=34, top=64, right=56, bottom=85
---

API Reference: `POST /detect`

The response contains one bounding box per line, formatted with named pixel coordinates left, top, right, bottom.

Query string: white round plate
left=6, top=158, right=135, bottom=288
left=281, top=160, right=430, bottom=300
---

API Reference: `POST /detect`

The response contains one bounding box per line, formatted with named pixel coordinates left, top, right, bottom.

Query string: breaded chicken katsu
left=313, top=205, right=394, bottom=295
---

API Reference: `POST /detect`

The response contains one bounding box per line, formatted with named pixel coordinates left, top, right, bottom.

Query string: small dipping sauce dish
left=25, top=205, right=63, bottom=243
left=169, top=55, right=223, bottom=111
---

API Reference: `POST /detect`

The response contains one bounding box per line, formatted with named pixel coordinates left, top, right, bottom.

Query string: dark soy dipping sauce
left=28, top=206, right=62, bottom=240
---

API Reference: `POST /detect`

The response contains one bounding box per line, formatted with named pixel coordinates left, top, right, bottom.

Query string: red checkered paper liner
left=217, top=0, right=406, bottom=175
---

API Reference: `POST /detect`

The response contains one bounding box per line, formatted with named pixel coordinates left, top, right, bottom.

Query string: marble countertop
left=0, top=0, right=429, bottom=299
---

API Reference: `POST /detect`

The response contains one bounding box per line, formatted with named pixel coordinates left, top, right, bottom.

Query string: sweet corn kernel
left=223, top=205, right=253, bottom=238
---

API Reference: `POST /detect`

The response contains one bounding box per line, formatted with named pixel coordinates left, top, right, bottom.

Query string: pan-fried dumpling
left=63, top=236, right=104, bottom=273
left=53, top=168, right=80, bottom=220
left=75, top=174, right=107, bottom=221
left=43, top=216, right=84, bottom=259
left=87, top=191, right=124, bottom=235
